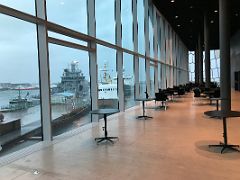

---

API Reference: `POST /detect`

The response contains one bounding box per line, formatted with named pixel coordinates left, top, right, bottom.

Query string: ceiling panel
left=153, top=0, right=240, bottom=51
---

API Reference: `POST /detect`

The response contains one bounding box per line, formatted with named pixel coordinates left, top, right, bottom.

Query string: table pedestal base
left=209, top=142, right=239, bottom=153
left=136, top=115, right=152, bottom=120
left=95, top=137, right=118, bottom=144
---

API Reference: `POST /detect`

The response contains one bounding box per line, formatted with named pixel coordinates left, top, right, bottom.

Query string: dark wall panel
left=231, top=30, right=240, bottom=89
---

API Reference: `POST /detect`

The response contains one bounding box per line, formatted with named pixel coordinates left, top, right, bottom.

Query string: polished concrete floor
left=1, top=91, right=240, bottom=179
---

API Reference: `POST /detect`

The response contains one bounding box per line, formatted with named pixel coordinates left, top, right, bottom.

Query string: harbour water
left=0, top=89, right=88, bottom=126
left=0, top=89, right=41, bottom=126
left=0, top=84, right=138, bottom=131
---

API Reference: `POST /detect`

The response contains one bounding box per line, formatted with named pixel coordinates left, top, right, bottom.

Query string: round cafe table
left=91, top=108, right=120, bottom=144
left=135, top=98, right=155, bottom=119
left=209, top=98, right=226, bottom=111
left=204, top=110, right=240, bottom=153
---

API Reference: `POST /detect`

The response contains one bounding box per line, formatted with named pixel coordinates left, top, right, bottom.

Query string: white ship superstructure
left=98, top=63, right=118, bottom=99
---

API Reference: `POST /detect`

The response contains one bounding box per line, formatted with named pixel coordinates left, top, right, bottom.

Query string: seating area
left=1, top=0, right=240, bottom=179
left=1, top=91, right=240, bottom=179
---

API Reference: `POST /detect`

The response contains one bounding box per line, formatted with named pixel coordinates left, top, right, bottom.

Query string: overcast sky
left=0, top=0, right=149, bottom=84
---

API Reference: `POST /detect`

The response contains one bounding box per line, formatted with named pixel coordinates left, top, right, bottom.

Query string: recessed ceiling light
left=171, top=0, right=175, bottom=3
left=177, top=24, right=181, bottom=27
left=190, top=5, right=193, bottom=9
left=236, top=13, right=239, bottom=17
left=214, top=10, right=218, bottom=13
left=210, top=20, right=214, bottom=24
left=190, top=19, right=193, bottom=23
left=175, top=15, right=179, bottom=19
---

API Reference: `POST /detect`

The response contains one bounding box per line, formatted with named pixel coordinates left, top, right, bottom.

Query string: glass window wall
left=0, top=0, right=35, bottom=15
left=121, top=0, right=133, bottom=50
left=49, top=44, right=91, bottom=137
left=137, top=0, right=145, bottom=55
left=123, top=53, right=136, bottom=109
left=0, top=14, right=41, bottom=156
left=96, top=0, right=115, bottom=44
left=158, top=63, right=161, bottom=89
left=46, top=0, right=87, bottom=34
left=188, top=51, right=195, bottom=82
left=97, top=45, right=118, bottom=109
left=149, top=6, right=154, bottom=58
left=139, top=58, right=146, bottom=98
left=0, top=1, right=191, bottom=156
left=150, top=65, right=155, bottom=97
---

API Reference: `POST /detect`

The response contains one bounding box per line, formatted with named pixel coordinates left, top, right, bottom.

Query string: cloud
left=0, top=0, right=136, bottom=84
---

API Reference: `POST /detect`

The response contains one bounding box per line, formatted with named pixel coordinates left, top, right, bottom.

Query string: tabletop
left=204, top=110, right=240, bottom=118
left=209, top=98, right=226, bottom=100
left=90, top=109, right=120, bottom=115
left=135, top=98, right=155, bottom=101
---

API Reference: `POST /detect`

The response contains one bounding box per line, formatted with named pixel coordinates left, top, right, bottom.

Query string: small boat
left=0, top=89, right=36, bottom=112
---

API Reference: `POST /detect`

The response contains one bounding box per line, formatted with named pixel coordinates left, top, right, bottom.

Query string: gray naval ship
left=51, top=61, right=90, bottom=106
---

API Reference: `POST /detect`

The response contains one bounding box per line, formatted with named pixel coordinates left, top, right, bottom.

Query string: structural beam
left=195, top=45, right=199, bottom=84
left=144, top=0, right=150, bottom=95
left=35, top=0, right=52, bottom=141
left=87, top=0, right=98, bottom=121
left=153, top=6, right=159, bottom=93
left=219, top=0, right=231, bottom=112
left=115, top=0, right=124, bottom=111
left=133, top=0, right=140, bottom=99
left=204, top=12, right=211, bottom=88
left=198, top=34, right=203, bottom=84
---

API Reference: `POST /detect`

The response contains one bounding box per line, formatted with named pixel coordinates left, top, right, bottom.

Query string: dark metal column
left=198, top=34, right=203, bottom=84
left=219, top=0, right=231, bottom=112
left=204, top=12, right=211, bottom=88
left=195, top=46, right=199, bottom=84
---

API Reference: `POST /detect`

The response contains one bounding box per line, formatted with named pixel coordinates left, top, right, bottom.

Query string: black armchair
left=155, top=92, right=168, bottom=110
left=212, top=88, right=220, bottom=98
left=193, top=88, right=201, bottom=97
left=177, top=87, right=185, bottom=96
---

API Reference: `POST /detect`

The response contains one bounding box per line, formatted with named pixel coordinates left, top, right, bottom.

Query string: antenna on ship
left=71, top=61, right=79, bottom=73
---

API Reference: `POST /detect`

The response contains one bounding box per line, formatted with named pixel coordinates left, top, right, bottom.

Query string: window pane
left=123, top=53, right=136, bottom=109
left=165, top=24, right=169, bottom=64
left=215, top=50, right=220, bottom=59
left=161, top=64, right=166, bottom=89
left=166, top=66, right=170, bottom=88
left=150, top=65, right=155, bottom=97
left=96, top=0, right=115, bottom=44
left=188, top=51, right=195, bottom=82
left=48, top=31, right=87, bottom=46
left=121, top=0, right=133, bottom=50
left=0, top=0, right=35, bottom=15
left=0, top=14, right=41, bottom=156
left=161, top=19, right=166, bottom=63
left=46, top=0, right=87, bottom=34
left=97, top=45, right=118, bottom=108
left=49, top=44, right=91, bottom=136
left=137, top=0, right=145, bottom=55
left=157, top=16, right=161, bottom=61
left=139, top=58, right=146, bottom=97
left=210, top=50, right=215, bottom=59
left=149, top=6, right=154, bottom=58
left=212, top=69, right=219, bottom=80
left=158, top=63, right=161, bottom=89
left=211, top=59, right=217, bottom=69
